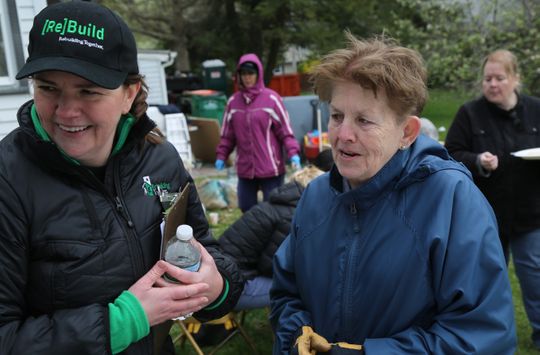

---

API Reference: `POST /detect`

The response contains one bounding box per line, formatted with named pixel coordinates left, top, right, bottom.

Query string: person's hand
left=128, top=260, right=209, bottom=326
left=479, top=151, right=498, bottom=171
left=186, top=241, right=224, bottom=305
left=290, top=326, right=363, bottom=355
left=215, top=159, right=225, bottom=170
left=160, top=241, right=224, bottom=305
left=291, top=154, right=302, bottom=170
left=291, top=326, right=331, bottom=355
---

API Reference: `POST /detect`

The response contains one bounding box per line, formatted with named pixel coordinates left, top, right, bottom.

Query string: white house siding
left=138, top=50, right=176, bottom=106
left=18, top=0, right=46, bottom=51
left=0, top=94, right=32, bottom=136
left=0, top=0, right=45, bottom=139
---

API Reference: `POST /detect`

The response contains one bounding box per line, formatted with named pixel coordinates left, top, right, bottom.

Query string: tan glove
left=292, top=326, right=364, bottom=354
left=293, top=326, right=332, bottom=355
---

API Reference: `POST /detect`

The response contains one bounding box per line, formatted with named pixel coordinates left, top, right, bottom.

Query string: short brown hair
left=310, top=32, right=428, bottom=118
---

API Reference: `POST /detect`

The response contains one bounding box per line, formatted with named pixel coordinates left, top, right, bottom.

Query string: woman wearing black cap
left=215, top=53, right=301, bottom=212
left=0, top=2, right=242, bottom=354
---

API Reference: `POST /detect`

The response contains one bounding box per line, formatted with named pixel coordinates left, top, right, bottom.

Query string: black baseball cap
left=238, top=61, right=258, bottom=74
left=16, top=1, right=138, bottom=89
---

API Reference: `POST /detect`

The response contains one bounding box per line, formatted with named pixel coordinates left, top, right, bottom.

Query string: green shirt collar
left=30, top=103, right=136, bottom=166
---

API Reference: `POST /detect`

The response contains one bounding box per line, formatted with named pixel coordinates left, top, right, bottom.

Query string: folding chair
left=172, top=311, right=258, bottom=355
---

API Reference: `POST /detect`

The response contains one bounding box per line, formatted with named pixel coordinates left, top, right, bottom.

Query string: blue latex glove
left=215, top=159, right=225, bottom=170
left=290, top=154, right=301, bottom=170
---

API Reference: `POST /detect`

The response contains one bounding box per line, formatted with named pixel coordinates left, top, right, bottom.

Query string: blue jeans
left=510, top=228, right=540, bottom=348
left=234, top=276, right=272, bottom=310
left=237, top=175, right=284, bottom=212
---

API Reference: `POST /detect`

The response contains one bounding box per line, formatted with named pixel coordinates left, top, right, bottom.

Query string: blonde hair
left=483, top=50, right=519, bottom=77
left=310, top=31, right=427, bottom=119
left=482, top=49, right=520, bottom=90
left=288, top=165, right=324, bottom=187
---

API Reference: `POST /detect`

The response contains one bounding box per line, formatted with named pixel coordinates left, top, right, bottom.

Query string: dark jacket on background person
left=0, top=100, right=243, bottom=355
left=218, top=181, right=303, bottom=280
left=445, top=94, right=540, bottom=237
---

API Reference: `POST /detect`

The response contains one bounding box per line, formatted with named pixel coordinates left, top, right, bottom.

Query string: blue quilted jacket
left=270, top=135, right=516, bottom=354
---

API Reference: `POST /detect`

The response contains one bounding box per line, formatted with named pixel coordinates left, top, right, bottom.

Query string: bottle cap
left=176, top=224, right=193, bottom=241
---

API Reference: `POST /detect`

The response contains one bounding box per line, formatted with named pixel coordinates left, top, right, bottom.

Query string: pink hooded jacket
left=216, top=53, right=300, bottom=179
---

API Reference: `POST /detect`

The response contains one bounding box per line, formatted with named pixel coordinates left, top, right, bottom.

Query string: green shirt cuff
left=204, top=276, right=229, bottom=311
left=108, top=290, right=150, bottom=354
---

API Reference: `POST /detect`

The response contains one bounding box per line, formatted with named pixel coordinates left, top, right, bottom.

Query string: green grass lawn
left=509, top=261, right=538, bottom=354
left=175, top=90, right=538, bottom=354
left=420, top=88, right=474, bottom=141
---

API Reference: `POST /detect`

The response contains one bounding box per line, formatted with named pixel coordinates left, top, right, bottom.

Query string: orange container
left=304, top=144, right=320, bottom=160
left=233, top=74, right=301, bottom=97
left=303, top=132, right=329, bottom=161
left=268, top=74, right=301, bottom=97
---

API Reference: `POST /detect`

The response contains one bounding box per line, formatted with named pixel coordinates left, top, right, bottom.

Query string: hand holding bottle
left=184, top=241, right=224, bottom=307
left=161, top=239, right=223, bottom=311
left=128, top=260, right=209, bottom=326
left=129, top=225, right=224, bottom=324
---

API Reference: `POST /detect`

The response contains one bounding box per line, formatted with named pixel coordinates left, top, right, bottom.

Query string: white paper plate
left=511, top=147, right=540, bottom=160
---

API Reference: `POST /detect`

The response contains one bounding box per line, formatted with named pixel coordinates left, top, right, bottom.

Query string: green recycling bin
left=190, top=91, right=227, bottom=125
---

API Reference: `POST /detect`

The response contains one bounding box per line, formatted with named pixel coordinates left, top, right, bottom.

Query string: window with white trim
left=0, top=0, right=26, bottom=91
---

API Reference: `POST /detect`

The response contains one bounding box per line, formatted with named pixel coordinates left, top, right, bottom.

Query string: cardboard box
left=160, top=183, right=190, bottom=259
left=188, top=117, right=221, bottom=163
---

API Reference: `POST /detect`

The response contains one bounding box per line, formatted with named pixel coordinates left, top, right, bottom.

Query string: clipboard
left=160, top=182, right=191, bottom=259
left=153, top=182, right=190, bottom=354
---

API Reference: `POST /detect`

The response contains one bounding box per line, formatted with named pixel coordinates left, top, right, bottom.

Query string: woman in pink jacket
left=215, top=53, right=301, bottom=212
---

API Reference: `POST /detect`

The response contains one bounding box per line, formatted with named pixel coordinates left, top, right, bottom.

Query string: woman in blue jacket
left=270, top=33, right=516, bottom=354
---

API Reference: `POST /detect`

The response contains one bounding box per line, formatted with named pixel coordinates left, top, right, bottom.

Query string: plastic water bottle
left=164, top=224, right=201, bottom=283
left=164, top=224, right=201, bottom=320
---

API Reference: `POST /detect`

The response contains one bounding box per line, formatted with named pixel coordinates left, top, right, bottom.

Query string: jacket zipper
left=112, top=159, right=146, bottom=276
left=80, top=161, right=146, bottom=276
left=82, top=156, right=152, bottom=353
left=342, top=201, right=359, bottom=337
left=114, top=196, right=134, bottom=228
left=350, top=203, right=357, bottom=215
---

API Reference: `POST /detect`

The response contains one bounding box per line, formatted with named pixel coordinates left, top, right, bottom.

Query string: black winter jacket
left=445, top=94, right=540, bottom=237
left=218, top=181, right=303, bottom=280
left=0, top=100, right=243, bottom=355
